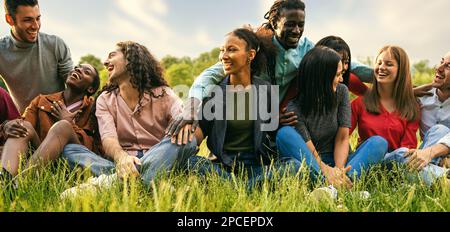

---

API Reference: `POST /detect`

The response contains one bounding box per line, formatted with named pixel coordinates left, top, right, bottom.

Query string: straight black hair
left=316, top=35, right=351, bottom=86
left=295, top=46, right=342, bottom=117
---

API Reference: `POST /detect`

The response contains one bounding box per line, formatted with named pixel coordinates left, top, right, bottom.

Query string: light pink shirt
left=96, top=86, right=182, bottom=156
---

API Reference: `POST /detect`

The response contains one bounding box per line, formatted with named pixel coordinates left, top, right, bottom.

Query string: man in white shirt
left=385, top=51, right=450, bottom=186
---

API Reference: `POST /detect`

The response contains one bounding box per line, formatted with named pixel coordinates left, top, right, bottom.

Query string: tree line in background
left=0, top=48, right=435, bottom=95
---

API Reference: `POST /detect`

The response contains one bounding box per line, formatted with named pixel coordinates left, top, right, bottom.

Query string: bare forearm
left=305, top=140, right=328, bottom=171
left=102, top=138, right=128, bottom=162
left=334, top=128, right=350, bottom=168
left=333, top=141, right=349, bottom=169
left=427, top=144, right=450, bottom=159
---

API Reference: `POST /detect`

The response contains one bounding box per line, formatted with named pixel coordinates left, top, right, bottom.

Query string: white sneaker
left=60, top=174, right=117, bottom=199
left=86, top=173, right=117, bottom=187
left=310, top=185, right=338, bottom=201
left=351, top=191, right=371, bottom=200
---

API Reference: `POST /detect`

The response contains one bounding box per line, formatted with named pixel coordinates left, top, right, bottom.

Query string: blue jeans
left=62, top=137, right=197, bottom=186
left=384, top=124, right=450, bottom=186
left=276, top=126, right=388, bottom=182
left=186, top=151, right=301, bottom=189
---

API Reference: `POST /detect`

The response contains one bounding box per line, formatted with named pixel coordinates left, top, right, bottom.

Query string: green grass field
left=1, top=75, right=448, bottom=212
left=1, top=133, right=448, bottom=212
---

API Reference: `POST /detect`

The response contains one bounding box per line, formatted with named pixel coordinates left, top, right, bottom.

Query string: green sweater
left=0, top=31, right=73, bottom=113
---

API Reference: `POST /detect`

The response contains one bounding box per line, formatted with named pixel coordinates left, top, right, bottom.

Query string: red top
left=348, top=73, right=368, bottom=96
left=350, top=96, right=419, bottom=151
left=0, top=87, right=20, bottom=123
left=0, top=87, right=20, bottom=143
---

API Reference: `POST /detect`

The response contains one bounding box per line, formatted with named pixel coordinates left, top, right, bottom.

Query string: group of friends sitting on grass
left=0, top=0, right=449, bottom=199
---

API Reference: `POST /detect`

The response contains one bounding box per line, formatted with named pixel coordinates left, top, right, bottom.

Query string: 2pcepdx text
left=177, top=215, right=274, bottom=230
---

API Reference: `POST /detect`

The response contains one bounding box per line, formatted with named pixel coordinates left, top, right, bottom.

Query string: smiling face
left=219, top=34, right=252, bottom=75
left=6, top=5, right=41, bottom=43
left=65, top=64, right=97, bottom=95
left=432, top=52, right=450, bottom=90
left=103, top=47, right=128, bottom=84
left=374, top=50, right=399, bottom=85
left=273, top=8, right=305, bottom=50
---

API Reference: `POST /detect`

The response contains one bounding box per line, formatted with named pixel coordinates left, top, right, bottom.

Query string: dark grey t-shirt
left=287, top=84, right=351, bottom=154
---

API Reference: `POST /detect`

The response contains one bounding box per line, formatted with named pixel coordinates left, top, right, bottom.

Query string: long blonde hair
left=363, top=45, right=419, bottom=121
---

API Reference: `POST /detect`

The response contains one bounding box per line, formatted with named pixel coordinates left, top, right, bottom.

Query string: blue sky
left=1, top=0, right=449, bottom=66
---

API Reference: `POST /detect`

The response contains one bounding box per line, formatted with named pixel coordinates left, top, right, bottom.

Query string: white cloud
left=304, top=0, right=449, bottom=63
left=260, top=0, right=274, bottom=16
left=106, top=13, right=181, bottom=58
left=42, top=15, right=111, bottom=63
left=1, top=0, right=448, bottom=65
left=195, top=29, right=214, bottom=47
left=115, top=0, right=171, bottom=39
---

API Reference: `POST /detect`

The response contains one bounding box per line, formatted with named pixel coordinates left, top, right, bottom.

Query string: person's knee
left=21, top=120, right=34, bottom=131
left=383, top=147, right=409, bottom=163
left=369, top=136, right=388, bottom=153
left=15, top=121, right=38, bottom=141
left=48, top=120, right=74, bottom=138
left=276, top=126, right=295, bottom=144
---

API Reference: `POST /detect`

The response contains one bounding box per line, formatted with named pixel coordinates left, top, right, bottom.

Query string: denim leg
left=187, top=155, right=232, bottom=179
left=62, top=144, right=115, bottom=176
left=383, top=147, right=410, bottom=164
left=246, top=165, right=267, bottom=190
left=347, top=136, right=388, bottom=178
left=415, top=164, right=448, bottom=186
left=276, top=126, right=322, bottom=181
left=383, top=125, right=450, bottom=186
left=420, top=124, right=450, bottom=165
left=385, top=125, right=450, bottom=165
left=421, top=124, right=450, bottom=149
left=139, top=137, right=198, bottom=185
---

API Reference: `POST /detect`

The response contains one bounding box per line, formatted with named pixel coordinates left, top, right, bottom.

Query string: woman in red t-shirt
left=351, top=45, right=420, bottom=152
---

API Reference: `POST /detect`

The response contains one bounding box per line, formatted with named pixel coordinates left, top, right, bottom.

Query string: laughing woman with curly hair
left=61, top=41, right=183, bottom=182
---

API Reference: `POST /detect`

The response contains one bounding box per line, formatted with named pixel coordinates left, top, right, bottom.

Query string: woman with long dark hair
left=276, top=46, right=387, bottom=189
left=178, top=28, right=283, bottom=185
left=316, top=35, right=368, bottom=96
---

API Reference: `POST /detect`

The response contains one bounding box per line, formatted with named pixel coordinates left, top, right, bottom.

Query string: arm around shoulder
left=350, top=61, right=374, bottom=83
left=188, top=62, right=226, bottom=101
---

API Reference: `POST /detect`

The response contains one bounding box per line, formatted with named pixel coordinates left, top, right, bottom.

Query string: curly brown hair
left=102, top=41, right=169, bottom=101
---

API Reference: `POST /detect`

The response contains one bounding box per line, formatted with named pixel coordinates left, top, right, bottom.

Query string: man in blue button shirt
left=166, top=0, right=373, bottom=142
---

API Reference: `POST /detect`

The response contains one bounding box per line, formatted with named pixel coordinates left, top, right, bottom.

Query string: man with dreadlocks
left=60, top=41, right=184, bottom=184
left=166, top=0, right=373, bottom=143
